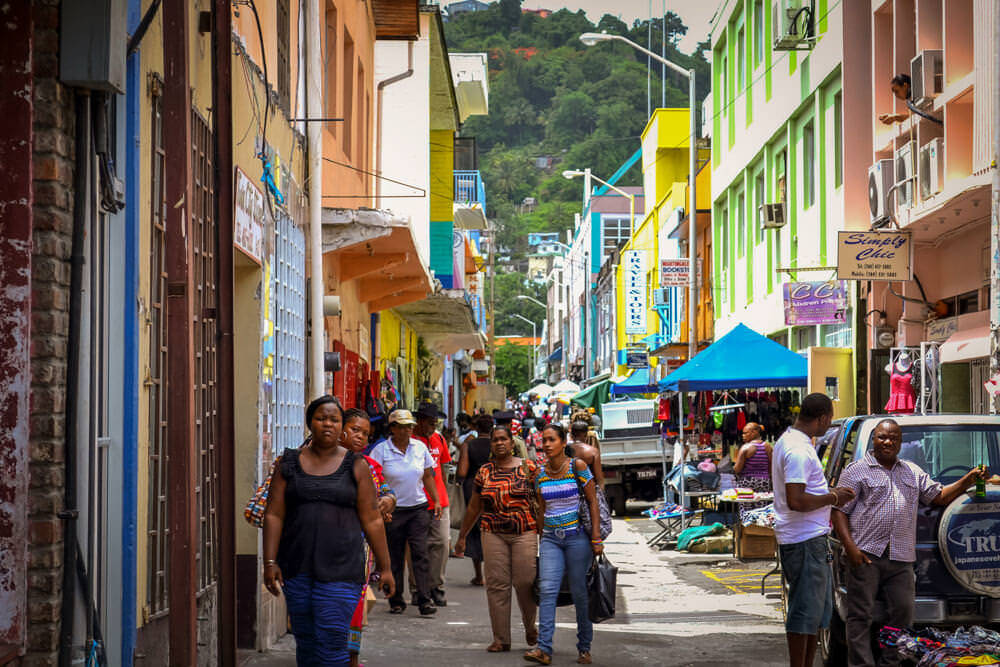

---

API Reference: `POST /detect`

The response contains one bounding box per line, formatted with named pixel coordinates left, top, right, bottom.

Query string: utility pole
left=991, top=7, right=1000, bottom=413
left=488, top=222, right=496, bottom=382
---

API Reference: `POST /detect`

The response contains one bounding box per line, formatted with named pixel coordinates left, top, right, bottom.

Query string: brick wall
left=26, top=0, right=75, bottom=663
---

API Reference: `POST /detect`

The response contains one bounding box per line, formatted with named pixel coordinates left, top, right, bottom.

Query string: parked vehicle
left=817, top=414, right=1000, bottom=665
left=597, top=398, right=668, bottom=516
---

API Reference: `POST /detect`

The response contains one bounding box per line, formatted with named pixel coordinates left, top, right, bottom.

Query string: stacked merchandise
left=879, top=626, right=1000, bottom=666
left=740, top=504, right=777, bottom=528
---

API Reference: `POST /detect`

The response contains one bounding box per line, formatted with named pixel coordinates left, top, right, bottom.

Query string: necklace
left=545, top=457, right=568, bottom=477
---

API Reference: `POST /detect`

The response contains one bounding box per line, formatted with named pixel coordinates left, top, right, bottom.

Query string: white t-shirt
left=369, top=438, right=435, bottom=508
left=772, top=427, right=831, bottom=545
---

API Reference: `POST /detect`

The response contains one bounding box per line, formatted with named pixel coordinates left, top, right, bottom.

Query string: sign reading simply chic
left=837, top=231, right=912, bottom=281
left=623, top=250, right=647, bottom=335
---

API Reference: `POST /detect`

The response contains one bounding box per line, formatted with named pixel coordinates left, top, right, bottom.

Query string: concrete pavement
left=240, top=515, right=805, bottom=666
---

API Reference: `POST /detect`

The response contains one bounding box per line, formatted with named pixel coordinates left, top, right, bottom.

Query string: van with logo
left=817, top=414, right=1000, bottom=665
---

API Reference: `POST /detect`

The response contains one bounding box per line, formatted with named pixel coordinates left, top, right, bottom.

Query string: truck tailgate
left=600, top=437, right=667, bottom=467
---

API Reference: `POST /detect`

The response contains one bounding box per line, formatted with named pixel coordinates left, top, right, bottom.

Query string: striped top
left=474, top=460, right=538, bottom=534
left=740, top=443, right=771, bottom=480
left=536, top=460, right=593, bottom=531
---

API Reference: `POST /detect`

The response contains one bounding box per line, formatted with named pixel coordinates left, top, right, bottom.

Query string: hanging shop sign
left=623, top=250, right=647, bottom=334
left=837, top=231, right=912, bottom=281
left=782, top=281, right=849, bottom=326
left=626, top=350, right=649, bottom=369
left=660, top=258, right=690, bottom=287
left=938, top=487, right=1000, bottom=597
left=926, top=316, right=959, bottom=343
left=234, top=167, right=264, bottom=264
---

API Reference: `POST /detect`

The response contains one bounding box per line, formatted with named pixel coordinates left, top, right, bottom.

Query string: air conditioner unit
left=919, top=137, right=943, bottom=200
left=868, top=159, right=894, bottom=225
left=772, top=0, right=814, bottom=51
left=895, top=141, right=916, bottom=209
left=910, top=50, right=944, bottom=108
left=653, top=288, right=669, bottom=307
left=760, top=202, right=787, bottom=229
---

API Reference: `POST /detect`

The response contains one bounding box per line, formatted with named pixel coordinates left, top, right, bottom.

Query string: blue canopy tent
left=611, top=367, right=658, bottom=395
left=658, top=324, right=807, bottom=392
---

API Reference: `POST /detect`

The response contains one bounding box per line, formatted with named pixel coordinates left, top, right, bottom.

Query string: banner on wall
left=782, top=281, right=849, bottom=326
left=623, top=250, right=647, bottom=334
left=837, top=231, right=912, bottom=281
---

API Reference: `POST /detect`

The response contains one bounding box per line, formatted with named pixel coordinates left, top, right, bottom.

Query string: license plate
left=636, top=469, right=657, bottom=480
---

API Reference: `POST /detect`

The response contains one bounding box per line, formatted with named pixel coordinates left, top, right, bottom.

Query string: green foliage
left=494, top=341, right=534, bottom=396
left=485, top=270, right=547, bottom=336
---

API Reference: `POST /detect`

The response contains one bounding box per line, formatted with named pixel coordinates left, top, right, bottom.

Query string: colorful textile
left=536, top=462, right=593, bottom=531
left=474, top=460, right=538, bottom=534
left=284, top=575, right=363, bottom=666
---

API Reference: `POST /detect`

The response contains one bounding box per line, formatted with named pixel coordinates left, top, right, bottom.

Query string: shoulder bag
left=573, top=458, right=612, bottom=540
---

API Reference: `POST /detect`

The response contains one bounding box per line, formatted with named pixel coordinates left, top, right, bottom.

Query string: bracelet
left=264, top=559, right=277, bottom=566
left=591, top=538, right=602, bottom=544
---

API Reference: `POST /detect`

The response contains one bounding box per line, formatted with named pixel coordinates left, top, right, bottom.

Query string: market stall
left=610, top=367, right=658, bottom=395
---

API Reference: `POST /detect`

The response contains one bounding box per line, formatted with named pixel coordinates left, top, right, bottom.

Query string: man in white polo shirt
left=369, top=409, right=442, bottom=616
left=772, top=393, right=854, bottom=667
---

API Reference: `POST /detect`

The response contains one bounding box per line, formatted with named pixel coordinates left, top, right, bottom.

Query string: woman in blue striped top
left=524, top=424, right=603, bottom=666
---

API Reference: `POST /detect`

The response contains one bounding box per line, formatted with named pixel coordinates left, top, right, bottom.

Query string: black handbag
left=587, top=554, right=618, bottom=623
left=532, top=556, right=575, bottom=607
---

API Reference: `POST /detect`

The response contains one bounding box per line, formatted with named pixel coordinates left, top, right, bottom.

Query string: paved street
left=240, top=511, right=806, bottom=666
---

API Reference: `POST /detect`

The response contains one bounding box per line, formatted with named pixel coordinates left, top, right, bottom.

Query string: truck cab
left=598, top=398, right=668, bottom=516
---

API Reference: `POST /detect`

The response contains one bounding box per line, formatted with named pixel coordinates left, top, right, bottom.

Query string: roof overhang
left=426, top=8, right=459, bottom=131
left=453, top=203, right=488, bottom=230
left=393, top=288, right=485, bottom=354
left=321, top=207, right=434, bottom=312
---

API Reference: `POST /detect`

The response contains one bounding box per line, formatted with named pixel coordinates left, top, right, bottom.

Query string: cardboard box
left=738, top=524, right=776, bottom=560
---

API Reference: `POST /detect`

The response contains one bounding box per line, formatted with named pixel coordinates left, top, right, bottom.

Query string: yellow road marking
left=700, top=569, right=781, bottom=595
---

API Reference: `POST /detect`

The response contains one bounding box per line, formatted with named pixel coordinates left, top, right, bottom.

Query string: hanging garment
left=885, top=371, right=916, bottom=413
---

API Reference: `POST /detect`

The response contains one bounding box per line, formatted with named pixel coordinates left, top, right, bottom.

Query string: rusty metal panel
left=0, top=0, right=32, bottom=651
left=373, top=0, right=419, bottom=40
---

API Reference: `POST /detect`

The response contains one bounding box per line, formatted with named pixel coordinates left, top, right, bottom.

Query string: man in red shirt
left=414, top=402, right=451, bottom=607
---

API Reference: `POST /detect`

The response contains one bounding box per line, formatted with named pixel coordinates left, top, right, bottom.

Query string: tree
left=486, top=270, right=547, bottom=336
left=494, top=341, right=533, bottom=397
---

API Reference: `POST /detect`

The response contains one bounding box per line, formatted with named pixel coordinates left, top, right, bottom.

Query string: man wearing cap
left=369, top=409, right=442, bottom=615
left=414, top=402, right=452, bottom=607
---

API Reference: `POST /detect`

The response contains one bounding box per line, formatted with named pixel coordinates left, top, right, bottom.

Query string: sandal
left=389, top=602, right=405, bottom=614
left=486, top=641, right=511, bottom=652
left=523, top=649, right=551, bottom=665
left=470, top=577, right=484, bottom=586
left=577, top=651, right=592, bottom=664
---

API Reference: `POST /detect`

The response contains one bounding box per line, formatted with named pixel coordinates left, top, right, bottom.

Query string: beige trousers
left=482, top=530, right=538, bottom=646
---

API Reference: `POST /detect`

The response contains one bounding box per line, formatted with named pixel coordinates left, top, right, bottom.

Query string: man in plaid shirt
left=832, top=419, right=986, bottom=667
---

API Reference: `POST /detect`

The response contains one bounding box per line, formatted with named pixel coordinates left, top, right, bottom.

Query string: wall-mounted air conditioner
left=910, top=50, right=943, bottom=108
left=760, top=203, right=787, bottom=229
left=868, top=159, right=894, bottom=225
left=772, top=0, right=814, bottom=51
left=653, top=288, right=669, bottom=307
left=919, top=138, right=943, bottom=200
left=895, top=141, right=916, bottom=209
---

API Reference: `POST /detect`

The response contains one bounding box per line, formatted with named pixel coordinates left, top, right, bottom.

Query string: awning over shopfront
left=571, top=379, right=610, bottom=408
left=658, top=324, right=807, bottom=391
left=611, top=367, right=658, bottom=395
left=547, top=347, right=562, bottom=363
left=322, top=207, right=434, bottom=312
left=392, top=289, right=486, bottom=355
left=940, top=325, right=990, bottom=363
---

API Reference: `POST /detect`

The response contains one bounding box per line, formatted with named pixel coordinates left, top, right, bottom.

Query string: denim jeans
left=779, top=534, right=832, bottom=636
left=537, top=529, right=593, bottom=656
left=283, top=574, right=363, bottom=666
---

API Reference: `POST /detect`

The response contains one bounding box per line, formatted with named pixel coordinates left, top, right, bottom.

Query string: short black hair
left=456, top=412, right=472, bottom=426
left=542, top=422, right=567, bottom=442
left=490, top=424, right=514, bottom=440
left=474, top=414, right=494, bottom=433
left=799, top=393, right=834, bottom=421
left=343, top=408, right=370, bottom=425
left=570, top=421, right=589, bottom=434
left=875, top=418, right=900, bottom=431
left=306, top=395, right=343, bottom=424
left=890, top=73, right=911, bottom=88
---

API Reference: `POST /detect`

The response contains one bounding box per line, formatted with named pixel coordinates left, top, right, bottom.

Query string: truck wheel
left=819, top=609, right=848, bottom=666
left=606, top=486, right=627, bottom=517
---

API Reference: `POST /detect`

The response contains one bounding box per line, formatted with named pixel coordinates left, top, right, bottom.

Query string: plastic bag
left=587, top=554, right=618, bottom=623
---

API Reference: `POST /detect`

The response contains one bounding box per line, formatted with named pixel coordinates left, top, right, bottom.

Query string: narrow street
left=241, top=511, right=795, bottom=667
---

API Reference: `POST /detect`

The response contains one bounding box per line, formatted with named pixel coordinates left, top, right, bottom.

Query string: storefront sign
left=625, top=350, right=649, bottom=369
left=623, top=250, right=647, bottom=334
left=782, top=281, right=849, bottom=326
left=926, top=316, right=958, bottom=342
left=660, top=258, right=690, bottom=287
left=938, top=488, right=1000, bottom=597
left=837, top=231, right=912, bottom=281
left=234, top=168, right=264, bottom=264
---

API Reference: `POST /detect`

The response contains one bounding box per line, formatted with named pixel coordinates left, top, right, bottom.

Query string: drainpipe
left=375, top=41, right=414, bottom=204
left=306, top=0, right=325, bottom=398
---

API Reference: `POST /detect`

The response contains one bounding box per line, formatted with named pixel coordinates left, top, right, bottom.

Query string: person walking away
left=772, top=393, right=855, bottom=667
left=832, top=419, right=986, bottom=667
left=455, top=425, right=539, bottom=653
left=525, top=424, right=603, bottom=666
left=733, top=422, right=772, bottom=517
left=568, top=421, right=604, bottom=488
left=368, top=409, right=442, bottom=615
left=263, top=396, right=395, bottom=665
left=457, top=414, right=494, bottom=585
left=413, top=402, right=452, bottom=607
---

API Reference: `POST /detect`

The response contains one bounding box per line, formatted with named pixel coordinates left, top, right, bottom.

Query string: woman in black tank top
left=457, top=414, right=495, bottom=585
left=263, top=396, right=396, bottom=664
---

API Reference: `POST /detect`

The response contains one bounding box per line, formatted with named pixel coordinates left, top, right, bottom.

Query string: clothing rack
left=708, top=390, right=745, bottom=413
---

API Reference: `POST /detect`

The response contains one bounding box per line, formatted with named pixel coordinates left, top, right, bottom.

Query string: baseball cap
left=388, top=409, right=416, bottom=426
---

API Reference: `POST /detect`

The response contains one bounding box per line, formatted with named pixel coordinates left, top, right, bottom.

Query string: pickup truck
left=597, top=399, right=669, bottom=516
left=816, top=414, right=1000, bottom=666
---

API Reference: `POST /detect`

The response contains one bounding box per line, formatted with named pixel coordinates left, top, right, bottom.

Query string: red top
left=415, top=432, right=451, bottom=510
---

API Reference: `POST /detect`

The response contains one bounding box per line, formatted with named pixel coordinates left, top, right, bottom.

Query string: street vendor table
left=722, top=495, right=773, bottom=558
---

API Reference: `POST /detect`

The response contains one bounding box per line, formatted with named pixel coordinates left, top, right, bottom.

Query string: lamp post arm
left=604, top=34, right=691, bottom=79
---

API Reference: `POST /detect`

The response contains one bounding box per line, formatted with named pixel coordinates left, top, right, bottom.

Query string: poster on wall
left=234, top=167, right=264, bottom=264
left=837, top=231, right=912, bottom=281
left=782, top=281, right=849, bottom=325
left=623, top=250, right=647, bottom=334
left=660, top=258, right=690, bottom=287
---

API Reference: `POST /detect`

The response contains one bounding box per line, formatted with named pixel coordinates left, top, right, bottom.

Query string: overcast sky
left=521, top=0, right=720, bottom=55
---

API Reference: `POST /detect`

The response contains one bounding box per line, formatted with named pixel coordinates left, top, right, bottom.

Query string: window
left=276, top=0, right=291, bottom=111
left=737, top=191, right=746, bottom=257
left=342, top=29, right=354, bottom=156
left=602, top=216, right=630, bottom=259
left=737, top=26, right=745, bottom=91
left=356, top=62, right=365, bottom=169
left=803, top=121, right=815, bottom=207
left=894, top=425, right=1000, bottom=484
left=325, top=5, right=338, bottom=123
left=720, top=204, right=730, bottom=268
left=833, top=91, right=843, bottom=187
left=753, top=0, right=764, bottom=66
left=795, top=325, right=816, bottom=351
left=721, top=54, right=728, bottom=108
left=754, top=173, right=765, bottom=244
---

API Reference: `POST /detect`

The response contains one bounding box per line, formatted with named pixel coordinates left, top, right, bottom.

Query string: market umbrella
left=552, top=379, right=580, bottom=394
left=570, top=379, right=610, bottom=409
left=527, top=382, right=553, bottom=398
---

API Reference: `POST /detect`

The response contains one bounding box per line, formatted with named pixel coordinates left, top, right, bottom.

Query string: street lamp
left=562, top=169, right=636, bottom=236
left=511, top=313, right=538, bottom=385
left=516, top=294, right=546, bottom=309
left=580, top=30, right=699, bottom=363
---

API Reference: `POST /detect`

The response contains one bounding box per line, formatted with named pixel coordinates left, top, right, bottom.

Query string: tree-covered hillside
left=444, top=0, right=709, bottom=335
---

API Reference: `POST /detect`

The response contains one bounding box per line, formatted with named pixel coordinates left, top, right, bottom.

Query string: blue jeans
left=537, top=529, right=593, bottom=656
left=283, top=575, right=363, bottom=666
